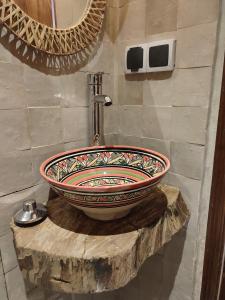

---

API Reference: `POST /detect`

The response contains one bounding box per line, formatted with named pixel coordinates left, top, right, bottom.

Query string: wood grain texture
left=201, top=56, right=225, bottom=300
left=11, top=185, right=190, bottom=294
left=14, top=0, right=52, bottom=27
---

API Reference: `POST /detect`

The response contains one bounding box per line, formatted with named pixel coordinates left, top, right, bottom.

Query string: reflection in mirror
left=54, top=0, right=90, bottom=29
left=14, top=0, right=53, bottom=26
left=14, top=0, right=90, bottom=29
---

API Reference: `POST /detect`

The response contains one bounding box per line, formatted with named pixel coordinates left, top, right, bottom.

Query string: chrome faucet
left=88, top=73, right=112, bottom=146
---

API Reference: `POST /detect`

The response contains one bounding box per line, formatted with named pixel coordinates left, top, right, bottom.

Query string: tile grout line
left=0, top=250, right=9, bottom=300
left=4, top=265, right=18, bottom=275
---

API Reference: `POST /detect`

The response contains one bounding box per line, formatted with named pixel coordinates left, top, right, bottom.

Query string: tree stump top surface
left=11, top=184, right=190, bottom=294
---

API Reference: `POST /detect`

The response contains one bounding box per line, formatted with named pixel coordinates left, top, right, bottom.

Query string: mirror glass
left=14, top=0, right=91, bottom=28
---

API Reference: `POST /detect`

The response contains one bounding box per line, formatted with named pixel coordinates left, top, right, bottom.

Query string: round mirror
left=0, top=0, right=106, bottom=55
left=14, top=0, right=91, bottom=29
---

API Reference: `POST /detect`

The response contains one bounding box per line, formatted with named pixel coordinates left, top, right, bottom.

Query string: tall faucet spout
left=88, top=73, right=113, bottom=146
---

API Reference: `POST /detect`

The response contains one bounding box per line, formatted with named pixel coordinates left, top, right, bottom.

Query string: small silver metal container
left=14, top=200, right=47, bottom=226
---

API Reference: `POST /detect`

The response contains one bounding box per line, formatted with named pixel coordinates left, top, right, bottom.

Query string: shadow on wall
left=115, top=230, right=186, bottom=300
left=115, top=3, right=129, bottom=42
left=0, top=24, right=103, bottom=75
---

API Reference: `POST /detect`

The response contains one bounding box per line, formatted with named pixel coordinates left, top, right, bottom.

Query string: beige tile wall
left=0, top=2, right=118, bottom=299
left=0, top=0, right=222, bottom=299
left=103, top=0, right=221, bottom=299
left=0, top=1, right=117, bottom=226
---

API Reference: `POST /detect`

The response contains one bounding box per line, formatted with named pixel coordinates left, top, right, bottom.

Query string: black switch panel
left=127, top=47, right=144, bottom=72
left=149, top=44, right=169, bottom=68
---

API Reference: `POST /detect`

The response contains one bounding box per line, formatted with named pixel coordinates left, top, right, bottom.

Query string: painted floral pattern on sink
left=78, top=176, right=135, bottom=187
left=46, top=149, right=166, bottom=184
left=41, top=146, right=170, bottom=211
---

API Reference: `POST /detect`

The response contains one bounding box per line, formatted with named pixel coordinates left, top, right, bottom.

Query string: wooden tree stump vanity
left=11, top=185, right=190, bottom=294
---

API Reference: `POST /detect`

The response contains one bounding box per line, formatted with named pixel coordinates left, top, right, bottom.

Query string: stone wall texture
left=0, top=0, right=224, bottom=300
left=105, top=0, right=222, bottom=300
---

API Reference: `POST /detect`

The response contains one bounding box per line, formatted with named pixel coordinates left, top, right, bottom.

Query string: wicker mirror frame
left=0, top=0, right=107, bottom=55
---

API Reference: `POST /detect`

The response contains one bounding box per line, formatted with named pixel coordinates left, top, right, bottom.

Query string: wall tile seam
left=0, top=260, right=9, bottom=300
left=204, top=55, right=222, bottom=133
left=176, top=20, right=218, bottom=32
left=141, top=105, right=209, bottom=109
left=115, top=134, right=171, bottom=142
left=119, top=104, right=142, bottom=108
left=175, top=65, right=214, bottom=70
left=171, top=106, right=209, bottom=109
left=0, top=58, right=11, bottom=64
left=60, top=106, right=89, bottom=109
left=31, top=143, right=65, bottom=150
left=61, top=106, right=89, bottom=110
left=26, top=109, right=35, bottom=154
left=117, top=133, right=172, bottom=143
left=140, top=135, right=172, bottom=143
left=83, top=71, right=111, bottom=75
left=170, top=140, right=207, bottom=147
left=0, top=182, right=42, bottom=199
left=0, top=106, right=27, bottom=111
left=57, top=70, right=112, bottom=75
left=27, top=106, right=61, bottom=109
left=171, top=141, right=205, bottom=148
left=117, top=65, right=212, bottom=73
left=175, top=142, right=205, bottom=147
left=175, top=66, right=213, bottom=71
left=116, top=32, right=177, bottom=42
left=104, top=132, right=120, bottom=136
left=169, top=172, right=203, bottom=182
left=177, top=19, right=220, bottom=32
left=64, top=138, right=89, bottom=143
left=0, top=231, right=11, bottom=239
left=0, top=107, right=29, bottom=111
left=117, top=36, right=177, bottom=43
left=64, top=144, right=88, bottom=148
left=136, top=105, right=173, bottom=108
left=62, top=138, right=88, bottom=144
left=106, top=4, right=121, bottom=9
left=0, top=147, right=33, bottom=154
left=1, top=265, right=18, bottom=277
left=0, top=60, right=14, bottom=66
left=169, top=171, right=202, bottom=183
left=0, top=250, right=3, bottom=274
left=110, top=0, right=139, bottom=9
left=104, top=134, right=207, bottom=149
left=186, top=142, right=205, bottom=147
left=0, top=248, right=17, bottom=275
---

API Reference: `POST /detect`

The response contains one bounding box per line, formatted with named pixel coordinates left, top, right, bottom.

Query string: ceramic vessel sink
left=40, top=146, right=170, bottom=221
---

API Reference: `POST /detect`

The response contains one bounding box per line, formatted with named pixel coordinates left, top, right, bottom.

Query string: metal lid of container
left=14, top=200, right=47, bottom=226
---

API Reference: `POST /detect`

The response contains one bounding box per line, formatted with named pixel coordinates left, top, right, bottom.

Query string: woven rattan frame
left=0, top=0, right=106, bottom=55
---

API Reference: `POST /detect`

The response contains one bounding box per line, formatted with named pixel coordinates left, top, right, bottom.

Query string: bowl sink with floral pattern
left=40, top=146, right=170, bottom=221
